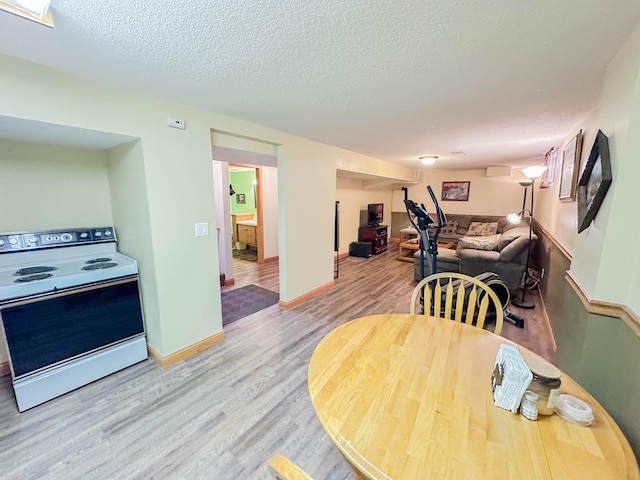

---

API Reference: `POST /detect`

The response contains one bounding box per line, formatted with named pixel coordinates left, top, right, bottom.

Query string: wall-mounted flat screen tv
left=367, top=203, right=383, bottom=226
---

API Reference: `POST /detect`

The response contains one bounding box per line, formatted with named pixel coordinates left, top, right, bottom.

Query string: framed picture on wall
left=559, top=130, right=583, bottom=201
left=577, top=130, right=612, bottom=233
left=441, top=181, right=470, bottom=201
left=236, top=193, right=246, bottom=204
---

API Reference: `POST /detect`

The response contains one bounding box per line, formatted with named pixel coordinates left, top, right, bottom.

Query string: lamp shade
left=506, top=212, right=522, bottom=224
left=520, top=165, right=548, bottom=180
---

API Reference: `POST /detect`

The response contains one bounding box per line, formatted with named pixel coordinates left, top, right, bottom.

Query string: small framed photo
left=236, top=193, right=246, bottom=204
left=559, top=130, right=583, bottom=201
left=441, top=181, right=470, bottom=201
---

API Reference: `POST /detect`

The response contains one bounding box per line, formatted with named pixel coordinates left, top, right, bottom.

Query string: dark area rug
left=221, top=284, right=279, bottom=326
left=232, top=248, right=257, bottom=262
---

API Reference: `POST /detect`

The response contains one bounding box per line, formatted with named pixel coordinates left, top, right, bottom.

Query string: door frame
left=229, top=163, right=264, bottom=264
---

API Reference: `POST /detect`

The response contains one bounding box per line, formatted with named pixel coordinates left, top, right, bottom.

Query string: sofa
left=428, top=214, right=520, bottom=245
left=413, top=215, right=537, bottom=294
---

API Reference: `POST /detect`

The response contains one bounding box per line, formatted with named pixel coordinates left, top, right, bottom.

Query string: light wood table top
left=308, top=314, right=639, bottom=479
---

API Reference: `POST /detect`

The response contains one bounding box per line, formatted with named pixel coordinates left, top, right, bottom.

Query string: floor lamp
left=508, top=166, right=547, bottom=309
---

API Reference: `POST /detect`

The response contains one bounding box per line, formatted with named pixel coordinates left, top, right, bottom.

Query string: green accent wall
left=580, top=313, right=640, bottom=457
left=230, top=170, right=257, bottom=216
left=535, top=224, right=640, bottom=460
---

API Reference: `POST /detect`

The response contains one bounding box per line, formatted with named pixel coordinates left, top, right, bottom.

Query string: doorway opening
left=211, top=132, right=280, bottom=328
left=230, top=165, right=259, bottom=263
left=212, top=158, right=278, bottom=289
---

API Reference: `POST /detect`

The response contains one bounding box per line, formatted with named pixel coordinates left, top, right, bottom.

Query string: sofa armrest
left=499, top=235, right=534, bottom=262
left=457, top=249, right=500, bottom=262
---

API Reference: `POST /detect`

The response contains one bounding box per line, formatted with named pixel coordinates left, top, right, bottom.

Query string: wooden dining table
left=308, top=314, right=639, bottom=479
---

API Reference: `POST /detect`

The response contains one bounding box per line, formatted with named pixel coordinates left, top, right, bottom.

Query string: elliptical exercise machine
left=403, top=185, right=445, bottom=294
left=403, top=185, right=446, bottom=316
left=404, top=186, right=524, bottom=328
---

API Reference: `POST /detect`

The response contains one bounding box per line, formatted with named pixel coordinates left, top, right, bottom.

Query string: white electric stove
left=0, top=227, right=147, bottom=411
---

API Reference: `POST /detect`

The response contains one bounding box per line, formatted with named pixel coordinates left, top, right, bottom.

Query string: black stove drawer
left=1, top=277, right=144, bottom=378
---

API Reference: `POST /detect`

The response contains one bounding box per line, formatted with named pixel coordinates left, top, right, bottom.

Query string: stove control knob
left=104, top=230, right=112, bottom=237
left=27, top=236, right=37, bottom=244
left=61, top=233, right=73, bottom=242
left=0, top=239, right=4, bottom=247
left=80, top=232, right=89, bottom=239
left=9, top=237, right=19, bottom=245
left=94, top=231, right=103, bottom=238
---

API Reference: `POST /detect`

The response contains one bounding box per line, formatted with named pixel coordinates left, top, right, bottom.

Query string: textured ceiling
left=1, top=1, right=639, bottom=170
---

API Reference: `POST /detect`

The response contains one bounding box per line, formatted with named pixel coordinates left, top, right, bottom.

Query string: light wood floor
left=0, top=243, right=555, bottom=479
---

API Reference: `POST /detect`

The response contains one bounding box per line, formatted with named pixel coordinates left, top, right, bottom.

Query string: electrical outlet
left=195, top=223, right=209, bottom=237
left=168, top=116, right=185, bottom=129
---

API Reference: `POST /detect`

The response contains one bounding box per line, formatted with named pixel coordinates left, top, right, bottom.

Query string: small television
left=367, top=203, right=383, bottom=227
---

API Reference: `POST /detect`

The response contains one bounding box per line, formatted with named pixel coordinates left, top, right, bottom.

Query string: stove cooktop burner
left=85, top=258, right=113, bottom=264
left=82, top=262, right=118, bottom=270
left=14, top=273, right=54, bottom=283
left=14, top=266, right=58, bottom=276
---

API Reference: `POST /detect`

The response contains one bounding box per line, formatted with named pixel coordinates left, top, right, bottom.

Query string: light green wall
left=230, top=170, right=256, bottom=216
left=533, top=22, right=640, bottom=460
left=595, top=44, right=640, bottom=312
left=213, top=131, right=278, bottom=156
left=0, top=139, right=113, bottom=231
left=106, top=141, right=161, bottom=351
left=0, top=53, right=411, bottom=357
left=579, top=313, right=640, bottom=458
left=539, top=244, right=640, bottom=459
left=557, top=23, right=640, bottom=313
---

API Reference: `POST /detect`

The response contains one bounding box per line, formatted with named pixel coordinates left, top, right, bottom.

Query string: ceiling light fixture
left=420, top=156, right=437, bottom=166
left=0, top=0, right=53, bottom=26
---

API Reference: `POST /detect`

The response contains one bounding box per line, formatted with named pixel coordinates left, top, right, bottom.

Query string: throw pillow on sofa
left=457, top=234, right=501, bottom=252
left=441, top=220, right=458, bottom=234
left=466, top=221, right=499, bottom=236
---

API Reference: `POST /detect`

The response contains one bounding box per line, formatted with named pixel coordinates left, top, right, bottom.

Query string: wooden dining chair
left=268, top=455, right=313, bottom=480
left=268, top=454, right=364, bottom=480
left=410, top=272, right=504, bottom=335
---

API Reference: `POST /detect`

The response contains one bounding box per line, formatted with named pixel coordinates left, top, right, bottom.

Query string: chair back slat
left=465, top=286, right=478, bottom=324
left=443, top=281, right=454, bottom=319
left=434, top=281, right=442, bottom=316
left=453, top=280, right=465, bottom=322
left=410, top=272, right=504, bottom=336
left=476, top=295, right=491, bottom=329
left=426, top=282, right=434, bottom=314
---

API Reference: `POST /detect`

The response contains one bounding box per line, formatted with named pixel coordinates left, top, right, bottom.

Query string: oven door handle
left=0, top=275, right=139, bottom=308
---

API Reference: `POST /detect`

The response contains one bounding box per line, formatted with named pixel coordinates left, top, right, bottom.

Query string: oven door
left=1, top=276, right=145, bottom=379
